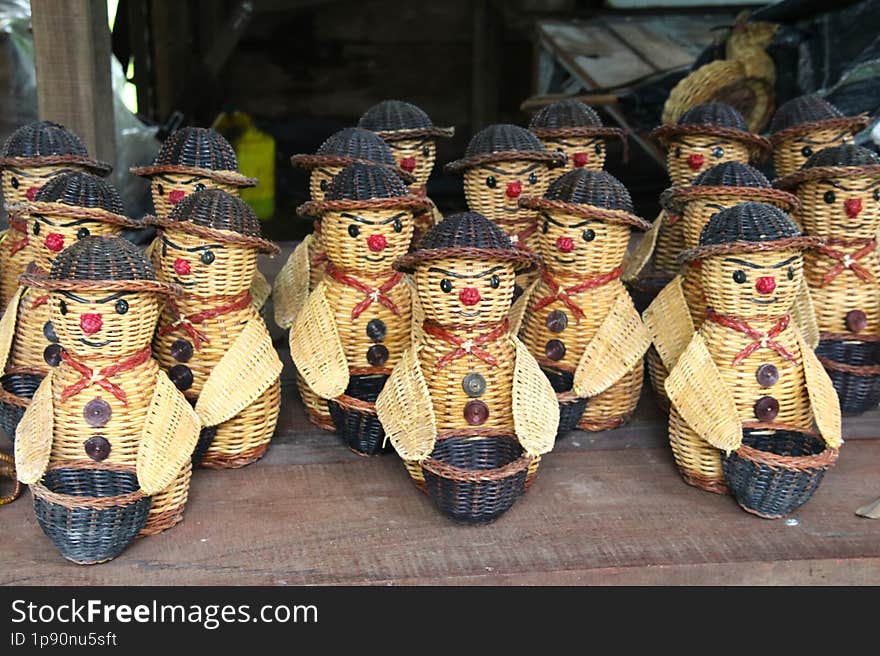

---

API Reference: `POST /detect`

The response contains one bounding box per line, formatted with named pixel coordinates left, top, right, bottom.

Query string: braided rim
left=129, top=163, right=257, bottom=187
left=373, top=126, right=455, bottom=141
left=24, top=201, right=140, bottom=229
left=529, top=125, right=626, bottom=140
left=774, top=164, right=880, bottom=191
left=817, top=356, right=880, bottom=375
left=0, top=452, right=21, bottom=505
left=19, top=273, right=181, bottom=296
left=29, top=460, right=148, bottom=509
left=660, top=185, right=800, bottom=213
left=444, top=149, right=566, bottom=174
left=289, top=154, right=416, bottom=184
left=769, top=114, right=870, bottom=146
left=735, top=423, right=839, bottom=471
left=519, top=196, right=652, bottom=231
left=297, top=194, right=434, bottom=219
left=420, top=429, right=533, bottom=482
left=0, top=154, right=111, bottom=176
left=679, top=235, right=821, bottom=264
left=650, top=124, right=771, bottom=161
left=145, top=214, right=280, bottom=255
left=395, top=245, right=539, bottom=274
left=819, top=331, right=880, bottom=343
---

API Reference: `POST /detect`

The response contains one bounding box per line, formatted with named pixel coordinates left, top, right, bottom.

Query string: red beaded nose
left=367, top=234, right=387, bottom=252
left=755, top=276, right=776, bottom=295
left=845, top=198, right=862, bottom=218
left=25, top=185, right=39, bottom=201
left=687, top=153, right=705, bottom=171
left=173, top=258, right=191, bottom=276
left=556, top=236, right=574, bottom=253
left=80, top=313, right=103, bottom=336
left=572, top=152, right=589, bottom=168
left=44, top=233, right=64, bottom=253
left=459, top=287, right=481, bottom=306
left=169, top=189, right=186, bottom=205
left=506, top=181, right=522, bottom=199
left=400, top=156, right=417, bottom=172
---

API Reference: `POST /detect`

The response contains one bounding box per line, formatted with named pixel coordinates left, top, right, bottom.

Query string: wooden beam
left=31, top=0, right=117, bottom=165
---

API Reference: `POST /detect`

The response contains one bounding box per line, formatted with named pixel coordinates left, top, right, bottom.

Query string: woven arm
left=622, top=209, right=663, bottom=282
left=790, top=278, right=819, bottom=350
left=512, top=336, right=558, bottom=456
left=0, top=286, right=24, bottom=372
left=509, top=276, right=539, bottom=336
left=272, top=235, right=312, bottom=330
left=796, top=328, right=842, bottom=448
left=375, top=346, right=437, bottom=461
left=405, top=276, right=424, bottom=348
left=12, top=371, right=54, bottom=484
left=250, top=269, right=272, bottom=311
left=642, top=275, right=695, bottom=371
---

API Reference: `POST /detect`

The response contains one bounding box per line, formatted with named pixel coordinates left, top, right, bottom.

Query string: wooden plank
left=30, top=0, right=116, bottom=164
left=604, top=19, right=702, bottom=72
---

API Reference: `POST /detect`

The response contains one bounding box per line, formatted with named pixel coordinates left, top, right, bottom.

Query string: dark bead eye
left=115, top=299, right=129, bottom=314
left=393, top=218, right=403, bottom=233
left=528, top=172, right=538, bottom=185
left=422, top=145, right=430, bottom=157
left=194, top=182, right=206, bottom=193
left=490, top=274, right=500, bottom=289
left=76, top=227, right=90, bottom=239
left=674, top=146, right=682, bottom=158
left=555, top=147, right=564, bottom=153
left=801, top=145, right=813, bottom=158
left=485, top=176, right=497, bottom=189
left=156, top=183, right=164, bottom=196
left=594, top=143, right=603, bottom=155
left=348, top=224, right=360, bottom=238
left=823, top=190, right=836, bottom=204
left=787, top=266, right=795, bottom=281
left=201, top=250, right=215, bottom=264
left=10, top=176, right=19, bottom=189
left=733, top=270, right=747, bottom=284
left=582, top=228, right=596, bottom=242
left=712, top=146, right=725, bottom=158
left=59, top=300, right=68, bottom=315
left=541, top=220, right=549, bottom=234
left=33, top=220, right=40, bottom=236
left=440, top=278, right=452, bottom=293
left=320, top=179, right=329, bottom=192
left=874, top=189, right=879, bottom=202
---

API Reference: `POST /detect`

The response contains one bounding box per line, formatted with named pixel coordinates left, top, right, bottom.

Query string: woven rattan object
left=290, top=163, right=429, bottom=455
left=517, top=169, right=651, bottom=434
left=13, top=236, right=200, bottom=557
left=0, top=121, right=110, bottom=309
left=665, top=202, right=840, bottom=501
left=148, top=189, right=282, bottom=469
left=776, top=144, right=880, bottom=414
left=376, top=211, right=558, bottom=522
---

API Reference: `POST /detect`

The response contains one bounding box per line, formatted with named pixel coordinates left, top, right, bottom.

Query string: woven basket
left=327, top=372, right=393, bottom=456
left=0, top=451, right=21, bottom=505
left=0, top=371, right=42, bottom=439
left=815, top=338, right=880, bottom=415
left=31, top=461, right=150, bottom=564
left=722, top=425, right=838, bottom=518
left=541, top=366, right=587, bottom=436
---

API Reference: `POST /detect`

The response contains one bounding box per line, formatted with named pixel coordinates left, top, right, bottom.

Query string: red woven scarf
left=158, top=289, right=252, bottom=350
left=60, top=345, right=152, bottom=406
left=705, top=308, right=797, bottom=366
left=532, top=265, right=623, bottom=322
left=326, top=262, right=402, bottom=320
left=423, top=319, right=509, bottom=369
left=814, top=237, right=876, bottom=287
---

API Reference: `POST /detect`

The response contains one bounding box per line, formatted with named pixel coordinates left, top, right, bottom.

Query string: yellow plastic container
left=212, top=111, right=275, bottom=219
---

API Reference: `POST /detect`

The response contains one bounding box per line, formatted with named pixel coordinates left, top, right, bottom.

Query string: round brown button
left=754, top=395, right=779, bottom=422
left=464, top=399, right=489, bottom=425
left=846, top=309, right=868, bottom=333
left=43, top=320, right=58, bottom=343
left=83, top=398, right=112, bottom=427
left=755, top=363, right=779, bottom=388
left=367, top=344, right=389, bottom=366
left=170, top=338, right=193, bottom=362
left=43, top=344, right=63, bottom=367
left=169, top=364, right=193, bottom=391
left=84, top=435, right=111, bottom=461
left=462, top=372, right=486, bottom=397
left=545, top=339, right=566, bottom=361
left=546, top=309, right=568, bottom=333
left=366, top=319, right=387, bottom=342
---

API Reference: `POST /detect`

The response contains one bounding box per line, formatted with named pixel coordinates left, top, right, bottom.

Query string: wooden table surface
left=2, top=245, right=880, bottom=586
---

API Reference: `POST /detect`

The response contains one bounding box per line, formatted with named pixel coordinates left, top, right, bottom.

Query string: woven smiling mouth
left=80, top=338, right=112, bottom=347
left=750, top=297, right=778, bottom=305
left=173, top=276, right=197, bottom=287
left=363, top=254, right=388, bottom=262
left=554, top=256, right=576, bottom=264
left=457, top=309, right=483, bottom=317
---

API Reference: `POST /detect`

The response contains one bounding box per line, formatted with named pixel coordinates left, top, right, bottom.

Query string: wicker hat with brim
left=662, top=161, right=799, bottom=214
left=20, top=235, right=179, bottom=295
left=651, top=102, right=771, bottom=161
left=297, top=162, right=433, bottom=218
left=680, top=201, right=818, bottom=264
left=147, top=188, right=279, bottom=255
left=0, top=120, right=111, bottom=175
left=445, top=124, right=566, bottom=173
left=290, top=127, right=416, bottom=183
left=528, top=99, right=626, bottom=143
left=768, top=95, right=869, bottom=146
left=358, top=100, right=455, bottom=141
left=396, top=211, right=538, bottom=273
left=24, top=171, right=140, bottom=229
left=519, top=168, right=651, bottom=231
left=130, top=126, right=256, bottom=187
left=774, top=144, right=880, bottom=190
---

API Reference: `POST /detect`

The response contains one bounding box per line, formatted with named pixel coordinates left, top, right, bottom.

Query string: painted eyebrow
left=541, top=211, right=593, bottom=228
left=795, top=132, right=850, bottom=145
left=481, top=163, right=541, bottom=176
left=340, top=211, right=406, bottom=225
left=60, top=290, right=132, bottom=304
left=59, top=218, right=97, bottom=228
left=677, top=138, right=728, bottom=148
left=6, top=167, right=76, bottom=179
left=160, top=234, right=224, bottom=252
left=427, top=265, right=505, bottom=279
left=705, top=202, right=727, bottom=211
left=770, top=255, right=799, bottom=268
left=315, top=167, right=335, bottom=177
left=389, top=139, right=430, bottom=149
left=155, top=174, right=202, bottom=185
left=724, top=256, right=798, bottom=269
left=545, top=138, right=587, bottom=149
left=821, top=178, right=880, bottom=191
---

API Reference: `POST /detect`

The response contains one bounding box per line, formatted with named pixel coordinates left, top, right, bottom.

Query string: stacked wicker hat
left=377, top=211, right=557, bottom=523
left=528, top=99, right=626, bottom=171
left=769, top=95, right=869, bottom=178
left=517, top=169, right=651, bottom=435
left=775, top=144, right=880, bottom=414
left=149, top=189, right=282, bottom=469
left=665, top=202, right=840, bottom=514
left=15, top=236, right=199, bottom=562
left=291, top=163, right=429, bottom=456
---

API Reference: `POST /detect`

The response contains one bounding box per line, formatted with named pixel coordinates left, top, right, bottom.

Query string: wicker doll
left=0, top=173, right=139, bottom=440
left=376, top=211, right=558, bottom=523
left=289, top=163, right=430, bottom=455
left=528, top=99, right=626, bottom=172
left=665, top=202, right=841, bottom=508
left=515, top=169, right=652, bottom=434
left=444, top=124, right=564, bottom=251
left=13, top=237, right=200, bottom=561
left=775, top=144, right=880, bottom=415
left=358, top=99, right=454, bottom=240
left=644, top=162, right=802, bottom=411
left=0, top=121, right=110, bottom=308
left=274, top=127, right=414, bottom=432
left=769, top=95, right=869, bottom=179
left=148, top=189, right=282, bottom=468
left=625, top=103, right=771, bottom=289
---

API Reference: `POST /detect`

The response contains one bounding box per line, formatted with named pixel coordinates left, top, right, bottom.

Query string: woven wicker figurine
left=13, top=236, right=200, bottom=561
left=626, top=103, right=771, bottom=291
left=376, top=211, right=558, bottom=523
left=290, top=163, right=431, bottom=455
left=0, top=172, right=139, bottom=441
left=775, top=144, right=880, bottom=415
left=515, top=169, right=652, bottom=434
left=274, top=127, right=414, bottom=432
left=528, top=99, right=626, bottom=172
left=148, top=189, right=282, bottom=468
left=0, top=121, right=110, bottom=309
left=645, top=162, right=802, bottom=411
left=769, top=95, right=869, bottom=179
left=445, top=124, right=565, bottom=251
left=665, top=202, right=841, bottom=511
left=358, top=99, right=454, bottom=240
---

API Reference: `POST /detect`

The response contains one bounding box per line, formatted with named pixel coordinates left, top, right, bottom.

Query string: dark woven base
left=422, top=435, right=528, bottom=524
left=541, top=367, right=587, bottom=437
left=816, top=339, right=880, bottom=415
left=191, top=426, right=218, bottom=466
left=722, top=428, right=831, bottom=519
left=328, top=374, right=392, bottom=456
left=0, top=373, right=43, bottom=441
left=33, top=467, right=151, bottom=564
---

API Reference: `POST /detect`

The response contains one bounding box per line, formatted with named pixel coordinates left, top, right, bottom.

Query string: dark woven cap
left=768, top=95, right=868, bottom=145
left=290, top=127, right=415, bottom=182
left=528, top=99, right=626, bottom=143
left=445, top=124, right=565, bottom=173
left=774, top=144, right=880, bottom=190
left=357, top=100, right=454, bottom=140
left=650, top=103, right=770, bottom=160
left=26, top=171, right=137, bottom=228
left=396, top=211, right=538, bottom=272
left=662, top=162, right=799, bottom=213
left=679, top=103, right=749, bottom=131
left=0, top=120, right=111, bottom=174
left=693, top=161, right=770, bottom=188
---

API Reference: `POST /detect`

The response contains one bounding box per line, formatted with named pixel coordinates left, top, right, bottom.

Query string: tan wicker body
left=773, top=127, right=856, bottom=179
left=148, top=173, right=237, bottom=219
left=536, top=136, right=607, bottom=172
